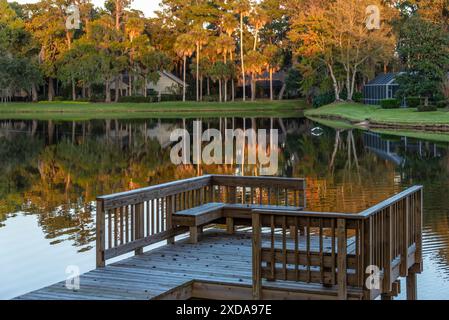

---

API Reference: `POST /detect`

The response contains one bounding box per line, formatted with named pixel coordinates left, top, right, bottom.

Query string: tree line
left=0, top=0, right=448, bottom=104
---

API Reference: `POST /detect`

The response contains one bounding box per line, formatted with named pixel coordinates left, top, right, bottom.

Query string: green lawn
left=305, top=102, right=449, bottom=125
left=0, top=100, right=306, bottom=120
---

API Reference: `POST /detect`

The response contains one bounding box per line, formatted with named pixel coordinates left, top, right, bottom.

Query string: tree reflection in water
left=0, top=118, right=449, bottom=275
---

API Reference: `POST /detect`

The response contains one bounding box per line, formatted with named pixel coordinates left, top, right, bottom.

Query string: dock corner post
left=337, top=218, right=347, bottom=300
left=135, top=202, right=144, bottom=255
left=406, top=272, right=417, bottom=300
left=252, top=212, right=262, bottom=300
left=96, top=199, right=106, bottom=268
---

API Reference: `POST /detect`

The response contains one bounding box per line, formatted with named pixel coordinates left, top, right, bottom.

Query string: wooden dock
left=15, top=175, right=423, bottom=300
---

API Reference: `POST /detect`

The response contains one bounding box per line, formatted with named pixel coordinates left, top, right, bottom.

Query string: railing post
left=337, top=218, right=347, bottom=300
left=363, top=217, right=373, bottom=300
left=383, top=207, right=393, bottom=293
left=414, top=189, right=423, bottom=273
left=135, top=202, right=144, bottom=255
left=252, top=212, right=262, bottom=300
left=167, top=195, right=175, bottom=245
left=400, top=197, right=410, bottom=277
left=96, top=200, right=105, bottom=268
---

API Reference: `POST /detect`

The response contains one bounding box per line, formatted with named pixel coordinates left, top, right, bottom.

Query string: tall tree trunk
left=183, top=56, right=186, bottom=102
left=196, top=43, right=200, bottom=102
left=105, top=79, right=111, bottom=103
left=48, top=78, right=55, bottom=101
left=115, top=77, right=119, bottom=102
left=232, top=80, right=235, bottom=102
left=224, top=80, right=228, bottom=102
left=144, top=76, right=147, bottom=97
left=327, top=63, right=340, bottom=101
left=200, top=77, right=203, bottom=101
left=219, top=79, right=222, bottom=103
left=269, top=68, right=273, bottom=100
left=240, top=13, right=246, bottom=101
left=31, top=83, right=38, bottom=102
left=207, top=77, right=210, bottom=96
left=251, top=75, right=256, bottom=101
left=72, top=79, right=76, bottom=101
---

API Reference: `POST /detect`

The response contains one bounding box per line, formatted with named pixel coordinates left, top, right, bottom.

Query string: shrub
left=118, top=96, right=154, bottom=103
left=160, top=94, right=183, bottom=102
left=312, top=92, right=335, bottom=108
left=436, top=100, right=448, bottom=109
left=353, top=92, right=363, bottom=103
left=88, top=94, right=105, bottom=103
left=53, top=96, right=66, bottom=101
left=417, top=104, right=437, bottom=112
left=406, top=96, right=421, bottom=108
left=380, top=99, right=400, bottom=109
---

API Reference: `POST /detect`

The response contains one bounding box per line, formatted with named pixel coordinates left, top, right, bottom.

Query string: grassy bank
left=0, top=100, right=306, bottom=120
left=305, top=102, right=449, bottom=125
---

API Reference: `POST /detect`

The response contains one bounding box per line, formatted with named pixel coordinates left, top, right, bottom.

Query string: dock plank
left=16, top=229, right=355, bottom=300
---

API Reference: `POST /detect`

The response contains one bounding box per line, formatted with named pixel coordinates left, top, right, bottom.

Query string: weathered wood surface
left=15, top=229, right=355, bottom=300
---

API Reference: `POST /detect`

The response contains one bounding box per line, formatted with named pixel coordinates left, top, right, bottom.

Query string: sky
left=14, top=0, right=162, bottom=17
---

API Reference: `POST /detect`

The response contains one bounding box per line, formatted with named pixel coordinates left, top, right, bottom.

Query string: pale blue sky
left=15, top=0, right=162, bottom=17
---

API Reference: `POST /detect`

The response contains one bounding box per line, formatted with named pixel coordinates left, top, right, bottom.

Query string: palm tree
left=174, top=34, right=195, bottom=102
left=249, top=7, right=269, bottom=51
left=263, top=44, right=282, bottom=100
left=221, top=13, right=239, bottom=101
left=191, top=25, right=208, bottom=102
left=216, top=34, right=236, bottom=102
left=125, top=16, right=145, bottom=96
left=245, top=50, right=267, bottom=101
left=234, top=0, right=251, bottom=101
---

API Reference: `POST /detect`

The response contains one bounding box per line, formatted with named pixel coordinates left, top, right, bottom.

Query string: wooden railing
left=251, top=186, right=423, bottom=300
left=210, top=175, right=306, bottom=207
left=96, top=175, right=306, bottom=267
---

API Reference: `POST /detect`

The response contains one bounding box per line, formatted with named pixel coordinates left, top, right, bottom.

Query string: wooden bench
left=172, top=203, right=226, bottom=243
left=173, top=203, right=303, bottom=243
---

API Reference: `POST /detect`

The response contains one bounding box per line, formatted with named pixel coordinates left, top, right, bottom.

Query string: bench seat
left=173, top=202, right=304, bottom=243
left=172, top=203, right=225, bottom=243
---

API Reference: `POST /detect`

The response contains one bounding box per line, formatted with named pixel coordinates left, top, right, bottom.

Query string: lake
left=0, top=117, right=448, bottom=300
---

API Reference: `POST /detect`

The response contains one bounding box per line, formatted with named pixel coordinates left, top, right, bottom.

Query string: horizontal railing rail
left=96, top=175, right=307, bottom=267
left=211, top=175, right=306, bottom=208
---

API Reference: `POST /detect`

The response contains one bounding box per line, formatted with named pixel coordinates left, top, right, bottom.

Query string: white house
left=147, top=71, right=187, bottom=95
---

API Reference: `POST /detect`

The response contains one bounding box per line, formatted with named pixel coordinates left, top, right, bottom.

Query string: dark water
left=0, top=118, right=448, bottom=299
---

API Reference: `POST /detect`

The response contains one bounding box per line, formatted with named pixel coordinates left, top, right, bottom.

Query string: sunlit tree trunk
left=48, top=78, right=55, bottom=101
left=105, top=79, right=111, bottom=103
left=183, top=56, right=187, bottom=102
left=240, top=13, right=246, bottom=101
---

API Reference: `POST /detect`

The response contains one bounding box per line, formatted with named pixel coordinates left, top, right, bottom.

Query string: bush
left=53, top=96, right=66, bottom=101
left=417, top=104, right=437, bottom=112
left=88, top=94, right=105, bottom=103
left=118, top=96, right=155, bottom=103
left=160, top=94, right=183, bottom=102
left=380, top=99, right=400, bottom=109
left=312, top=92, right=335, bottom=108
left=436, top=100, right=448, bottom=109
left=353, top=92, right=363, bottom=103
left=406, top=96, right=421, bottom=108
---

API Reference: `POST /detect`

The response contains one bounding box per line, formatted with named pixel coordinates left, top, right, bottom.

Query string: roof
left=159, top=71, right=187, bottom=87
left=366, top=73, right=398, bottom=86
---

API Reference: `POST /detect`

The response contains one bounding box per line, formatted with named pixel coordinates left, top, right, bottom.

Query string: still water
left=0, top=117, right=448, bottom=299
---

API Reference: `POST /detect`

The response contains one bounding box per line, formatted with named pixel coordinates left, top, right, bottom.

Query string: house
left=147, top=71, right=187, bottom=95
left=363, top=73, right=400, bottom=105
left=237, top=71, right=287, bottom=99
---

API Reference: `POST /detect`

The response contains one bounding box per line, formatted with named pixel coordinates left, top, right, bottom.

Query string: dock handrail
left=251, top=185, right=423, bottom=300
left=95, top=175, right=307, bottom=267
